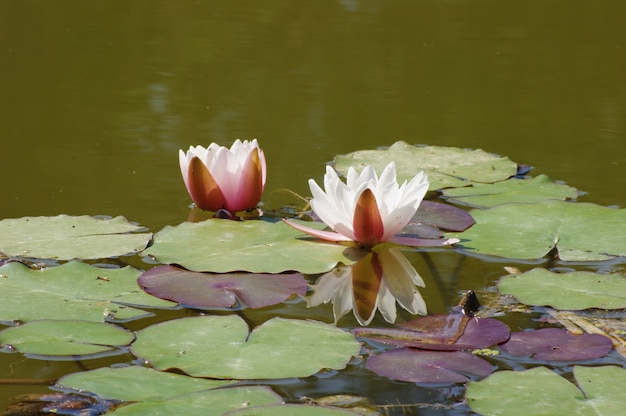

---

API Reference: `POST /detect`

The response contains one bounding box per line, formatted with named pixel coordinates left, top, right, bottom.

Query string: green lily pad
left=57, top=366, right=233, bottom=401
left=109, top=387, right=281, bottom=416
left=498, top=268, right=626, bottom=310
left=143, top=219, right=355, bottom=274
left=131, top=315, right=361, bottom=379
left=225, top=404, right=361, bottom=415
left=442, top=174, right=578, bottom=208
left=0, top=261, right=176, bottom=324
left=0, top=215, right=152, bottom=260
left=0, top=320, right=134, bottom=358
left=446, top=200, right=626, bottom=261
left=466, top=366, right=626, bottom=416
left=333, top=141, right=518, bottom=190
left=58, top=366, right=282, bottom=415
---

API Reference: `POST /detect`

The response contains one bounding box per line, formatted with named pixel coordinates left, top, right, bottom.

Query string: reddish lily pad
left=138, top=265, right=307, bottom=309
left=405, top=201, right=475, bottom=235
left=367, top=349, right=494, bottom=383
left=354, top=314, right=510, bottom=351
left=500, top=328, right=613, bottom=361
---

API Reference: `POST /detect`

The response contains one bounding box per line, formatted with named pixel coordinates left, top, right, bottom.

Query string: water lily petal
left=353, top=189, right=385, bottom=246
left=309, top=174, right=357, bottom=241
left=187, top=156, right=227, bottom=211
left=281, top=219, right=354, bottom=243
left=231, top=148, right=265, bottom=211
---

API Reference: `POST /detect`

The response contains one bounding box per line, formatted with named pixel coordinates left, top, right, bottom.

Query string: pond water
left=1, top=1, right=625, bottom=414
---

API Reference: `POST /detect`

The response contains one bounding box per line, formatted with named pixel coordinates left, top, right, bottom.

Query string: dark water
left=1, top=0, right=625, bottom=413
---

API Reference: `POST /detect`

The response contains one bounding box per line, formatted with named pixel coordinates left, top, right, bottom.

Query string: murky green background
left=1, top=0, right=625, bottom=412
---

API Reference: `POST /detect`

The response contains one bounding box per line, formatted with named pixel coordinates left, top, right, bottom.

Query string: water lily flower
left=284, top=162, right=458, bottom=247
left=307, top=246, right=426, bottom=326
left=179, top=140, right=266, bottom=213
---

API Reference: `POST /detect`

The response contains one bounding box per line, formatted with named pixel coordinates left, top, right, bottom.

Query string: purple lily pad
left=354, top=314, right=510, bottom=351
left=138, top=265, right=307, bottom=309
left=367, top=348, right=494, bottom=383
left=405, top=200, right=475, bottom=233
left=500, top=328, right=613, bottom=361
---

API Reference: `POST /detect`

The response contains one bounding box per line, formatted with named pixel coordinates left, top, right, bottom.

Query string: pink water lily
left=179, top=140, right=266, bottom=213
left=284, top=162, right=458, bottom=247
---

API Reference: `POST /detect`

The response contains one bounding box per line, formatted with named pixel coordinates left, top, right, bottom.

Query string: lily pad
left=500, top=328, right=612, bottom=361
left=498, top=268, right=626, bottom=310
left=143, top=219, right=355, bottom=274
left=466, top=366, right=626, bottom=416
left=0, top=261, right=176, bottom=324
left=0, top=215, right=151, bottom=260
left=58, top=366, right=281, bottom=416
left=366, top=349, right=494, bottom=383
left=57, top=366, right=233, bottom=401
left=402, top=201, right=475, bottom=238
left=130, top=315, right=361, bottom=379
left=225, top=404, right=361, bottom=415
left=354, top=314, right=510, bottom=350
left=138, top=265, right=307, bottom=309
left=0, top=320, right=134, bottom=358
left=442, top=174, right=579, bottom=208
left=447, top=200, right=626, bottom=261
left=334, top=141, right=518, bottom=190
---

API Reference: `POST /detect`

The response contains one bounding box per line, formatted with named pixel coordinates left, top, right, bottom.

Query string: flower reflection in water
left=307, top=245, right=426, bottom=326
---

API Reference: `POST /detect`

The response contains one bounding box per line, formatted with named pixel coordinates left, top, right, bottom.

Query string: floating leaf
left=447, top=200, right=626, bottom=261
left=498, top=268, right=626, bottom=310
left=143, top=219, right=355, bottom=274
left=131, top=315, right=360, bottom=379
left=334, top=141, right=518, bottom=190
left=354, top=314, right=510, bottom=350
left=442, top=174, right=578, bottom=208
left=466, top=366, right=626, bottom=416
left=57, top=366, right=233, bottom=402
left=0, top=215, right=151, bottom=260
left=138, top=265, right=307, bottom=309
left=0, top=261, right=176, bottom=324
left=0, top=320, right=134, bottom=358
left=58, top=366, right=281, bottom=416
left=402, top=201, right=475, bottom=238
left=224, top=404, right=361, bottom=415
left=366, top=349, right=494, bottom=383
left=108, top=387, right=281, bottom=416
left=500, top=328, right=612, bottom=361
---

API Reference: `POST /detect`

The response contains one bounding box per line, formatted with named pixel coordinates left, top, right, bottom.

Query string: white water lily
left=307, top=246, right=426, bottom=326
left=284, top=162, right=457, bottom=247
left=179, top=139, right=266, bottom=213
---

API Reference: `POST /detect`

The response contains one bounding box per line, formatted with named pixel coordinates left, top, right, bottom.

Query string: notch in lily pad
left=138, top=265, right=307, bottom=310
left=466, top=366, right=626, bottom=415
left=130, top=315, right=360, bottom=380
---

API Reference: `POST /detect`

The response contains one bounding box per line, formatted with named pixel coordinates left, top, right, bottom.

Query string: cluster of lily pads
left=1, top=141, right=625, bottom=415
